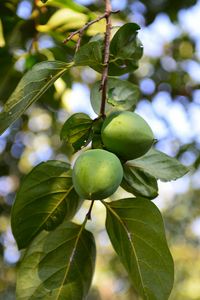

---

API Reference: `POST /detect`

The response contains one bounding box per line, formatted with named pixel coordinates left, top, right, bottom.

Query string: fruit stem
left=99, top=0, right=112, bottom=118
left=86, top=200, right=95, bottom=220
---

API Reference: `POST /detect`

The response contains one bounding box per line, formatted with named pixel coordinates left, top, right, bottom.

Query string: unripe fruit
left=72, top=149, right=123, bottom=200
left=101, top=111, right=154, bottom=160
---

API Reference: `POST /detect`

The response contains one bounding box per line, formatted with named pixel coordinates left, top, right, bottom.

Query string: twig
left=99, top=0, right=113, bottom=117
left=75, top=31, right=84, bottom=53
left=63, top=10, right=119, bottom=46
left=29, top=0, right=40, bottom=53
left=63, top=14, right=106, bottom=44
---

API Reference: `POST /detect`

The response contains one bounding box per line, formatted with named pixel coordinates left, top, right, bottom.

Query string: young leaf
left=0, top=60, right=71, bottom=135
left=90, top=78, right=139, bottom=114
left=46, top=0, right=88, bottom=12
left=104, top=198, right=174, bottom=300
left=11, top=160, right=82, bottom=249
left=74, top=41, right=103, bottom=73
left=121, top=164, right=158, bottom=199
left=109, top=23, right=143, bottom=75
left=129, top=148, right=189, bottom=182
left=60, top=113, right=93, bottom=152
left=37, top=8, right=87, bottom=33
left=16, top=221, right=96, bottom=300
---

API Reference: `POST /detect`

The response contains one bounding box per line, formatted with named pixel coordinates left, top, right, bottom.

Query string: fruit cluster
left=72, top=111, right=154, bottom=200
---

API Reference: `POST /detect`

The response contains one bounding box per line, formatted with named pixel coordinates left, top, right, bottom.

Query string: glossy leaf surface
left=11, top=160, right=82, bottom=249
left=122, top=164, right=158, bottom=199
left=37, top=8, right=87, bottom=32
left=109, top=23, right=143, bottom=75
left=16, top=222, right=96, bottom=300
left=104, top=198, right=174, bottom=300
left=74, top=41, right=103, bottom=72
left=60, top=113, right=93, bottom=152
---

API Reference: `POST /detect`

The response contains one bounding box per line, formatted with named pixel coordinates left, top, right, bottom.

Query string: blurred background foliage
left=0, top=0, right=200, bottom=299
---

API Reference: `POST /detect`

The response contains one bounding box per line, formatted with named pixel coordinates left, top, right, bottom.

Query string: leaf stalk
left=86, top=200, right=95, bottom=220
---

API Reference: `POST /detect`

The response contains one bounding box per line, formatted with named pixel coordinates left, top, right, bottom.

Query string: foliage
left=104, top=198, right=174, bottom=300
left=90, top=78, right=139, bottom=114
left=0, top=61, right=71, bottom=135
left=60, top=113, right=93, bottom=152
left=11, top=160, right=82, bottom=249
left=0, top=0, right=199, bottom=299
left=16, top=221, right=96, bottom=300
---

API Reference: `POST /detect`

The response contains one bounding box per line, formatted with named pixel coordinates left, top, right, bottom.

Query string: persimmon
left=101, top=111, right=154, bottom=160
left=72, top=149, right=123, bottom=200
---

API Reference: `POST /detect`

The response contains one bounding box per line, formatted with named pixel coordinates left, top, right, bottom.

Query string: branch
left=63, top=10, right=119, bottom=51
left=99, top=0, right=113, bottom=117
left=29, top=0, right=40, bottom=53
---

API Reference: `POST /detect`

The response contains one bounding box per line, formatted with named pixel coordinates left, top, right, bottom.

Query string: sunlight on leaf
left=129, top=148, right=189, bottom=182
left=0, top=19, right=5, bottom=47
left=37, top=8, right=88, bottom=32
left=46, top=0, right=88, bottom=12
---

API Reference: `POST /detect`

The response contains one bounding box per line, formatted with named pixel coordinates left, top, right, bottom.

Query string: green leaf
left=89, top=33, right=104, bottom=43
left=122, top=164, right=158, bottom=199
left=60, top=113, right=93, bottom=152
left=11, top=160, right=82, bottom=249
left=75, top=24, right=143, bottom=76
left=16, top=221, right=96, bottom=300
left=0, top=60, right=71, bottom=135
left=74, top=41, right=103, bottom=73
left=0, top=19, right=5, bottom=47
left=0, top=61, right=72, bottom=134
left=109, top=23, right=143, bottom=75
left=104, top=198, right=174, bottom=300
left=37, top=8, right=88, bottom=32
left=110, top=23, right=140, bottom=57
left=46, top=0, right=88, bottom=12
left=91, top=134, right=104, bottom=150
left=90, top=78, right=139, bottom=114
left=129, top=148, right=189, bottom=182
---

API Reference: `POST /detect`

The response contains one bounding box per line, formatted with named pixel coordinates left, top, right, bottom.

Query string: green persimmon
left=72, top=149, right=123, bottom=200
left=101, top=111, right=154, bottom=160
